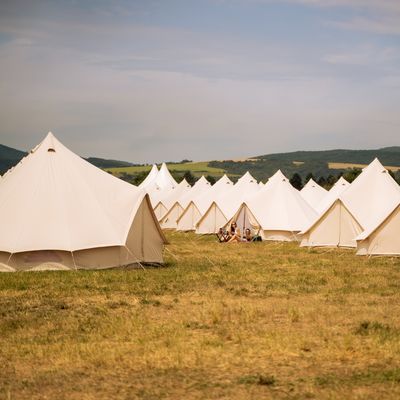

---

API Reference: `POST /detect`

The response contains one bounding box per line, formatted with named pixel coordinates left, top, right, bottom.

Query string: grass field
left=1, top=232, right=400, bottom=399
left=106, top=162, right=227, bottom=178
left=328, top=162, right=400, bottom=172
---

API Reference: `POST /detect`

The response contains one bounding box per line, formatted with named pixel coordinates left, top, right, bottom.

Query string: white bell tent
left=153, top=178, right=191, bottom=221
left=139, top=164, right=159, bottom=188
left=300, top=178, right=328, bottom=209
left=356, top=198, right=400, bottom=256
left=176, top=174, right=233, bottom=231
left=300, top=159, right=400, bottom=248
left=225, top=170, right=317, bottom=241
left=0, top=133, right=166, bottom=271
left=195, top=173, right=260, bottom=234
left=159, top=176, right=211, bottom=229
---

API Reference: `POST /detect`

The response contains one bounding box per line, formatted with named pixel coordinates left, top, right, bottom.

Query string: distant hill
left=209, top=147, right=400, bottom=181
left=1, top=142, right=399, bottom=183
left=0, top=144, right=27, bottom=175
left=85, top=158, right=133, bottom=169
left=0, top=144, right=134, bottom=175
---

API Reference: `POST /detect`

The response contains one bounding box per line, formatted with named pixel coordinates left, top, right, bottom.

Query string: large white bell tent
left=159, top=176, right=211, bottom=229
left=300, top=159, right=400, bottom=248
left=176, top=174, right=233, bottom=231
left=300, top=178, right=328, bottom=209
left=225, top=170, right=316, bottom=241
left=0, top=133, right=166, bottom=272
left=195, top=172, right=260, bottom=234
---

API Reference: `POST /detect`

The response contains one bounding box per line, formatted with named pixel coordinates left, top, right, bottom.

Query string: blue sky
left=0, top=0, right=399, bottom=162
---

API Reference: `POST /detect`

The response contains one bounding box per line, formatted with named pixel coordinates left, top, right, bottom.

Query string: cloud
left=0, top=0, right=400, bottom=163
left=274, top=0, right=400, bottom=35
left=323, top=45, right=400, bottom=66
left=329, top=16, right=400, bottom=35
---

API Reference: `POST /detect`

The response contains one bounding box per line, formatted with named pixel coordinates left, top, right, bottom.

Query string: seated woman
left=227, top=222, right=242, bottom=243
left=243, top=228, right=253, bottom=242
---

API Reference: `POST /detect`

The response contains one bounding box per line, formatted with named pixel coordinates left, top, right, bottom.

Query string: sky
left=0, top=0, right=399, bottom=163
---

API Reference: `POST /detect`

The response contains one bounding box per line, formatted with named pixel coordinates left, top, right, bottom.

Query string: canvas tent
left=315, top=177, right=350, bottom=214
left=176, top=174, right=233, bottom=231
left=195, top=172, right=260, bottom=234
left=300, top=178, right=328, bottom=209
left=139, top=164, right=158, bottom=188
left=160, top=176, right=211, bottom=229
left=143, top=162, right=178, bottom=203
left=0, top=133, right=166, bottom=272
left=154, top=162, right=178, bottom=190
left=301, top=159, right=400, bottom=248
left=356, top=199, right=400, bottom=256
left=153, top=178, right=191, bottom=220
left=225, top=170, right=316, bottom=241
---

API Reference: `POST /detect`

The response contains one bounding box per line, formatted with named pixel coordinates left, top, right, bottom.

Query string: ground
left=1, top=232, right=400, bottom=399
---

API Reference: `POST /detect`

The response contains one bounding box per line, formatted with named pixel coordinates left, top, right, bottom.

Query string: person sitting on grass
left=216, top=228, right=230, bottom=242
left=228, top=222, right=242, bottom=243
left=243, top=228, right=253, bottom=242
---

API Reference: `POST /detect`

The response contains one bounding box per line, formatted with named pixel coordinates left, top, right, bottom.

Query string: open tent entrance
left=227, top=204, right=261, bottom=237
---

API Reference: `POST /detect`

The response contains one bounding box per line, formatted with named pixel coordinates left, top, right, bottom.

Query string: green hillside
left=1, top=142, right=399, bottom=185
left=209, top=147, right=400, bottom=182
left=0, top=144, right=27, bottom=175
left=0, top=145, right=134, bottom=175
left=107, top=162, right=227, bottom=178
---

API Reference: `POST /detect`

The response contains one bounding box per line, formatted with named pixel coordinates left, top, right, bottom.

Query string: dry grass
left=1, top=232, right=400, bottom=399
left=329, top=162, right=400, bottom=172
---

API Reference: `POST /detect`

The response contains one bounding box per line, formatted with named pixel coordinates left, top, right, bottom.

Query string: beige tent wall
left=1, top=250, right=75, bottom=271
left=357, top=206, right=400, bottom=256
left=176, top=202, right=202, bottom=231
left=300, top=200, right=363, bottom=248
left=196, top=203, right=228, bottom=234
left=0, top=197, right=166, bottom=271
left=125, top=197, right=166, bottom=263
left=154, top=202, right=168, bottom=221
left=160, top=203, right=183, bottom=229
left=263, top=230, right=300, bottom=242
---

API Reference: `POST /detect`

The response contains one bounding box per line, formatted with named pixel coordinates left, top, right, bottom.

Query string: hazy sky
left=0, top=0, right=399, bottom=163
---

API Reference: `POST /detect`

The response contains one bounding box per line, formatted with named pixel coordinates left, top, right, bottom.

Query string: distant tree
left=180, top=159, right=192, bottom=163
left=317, top=176, right=327, bottom=188
left=290, top=173, right=303, bottom=190
left=326, top=174, right=337, bottom=189
left=304, top=173, right=315, bottom=184
left=132, top=171, right=148, bottom=186
left=395, top=171, right=400, bottom=185
left=343, top=168, right=362, bottom=183
left=183, top=171, right=196, bottom=186
left=205, top=175, right=216, bottom=185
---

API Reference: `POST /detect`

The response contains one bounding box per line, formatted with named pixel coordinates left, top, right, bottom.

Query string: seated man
left=216, top=228, right=230, bottom=242
left=243, top=228, right=253, bottom=242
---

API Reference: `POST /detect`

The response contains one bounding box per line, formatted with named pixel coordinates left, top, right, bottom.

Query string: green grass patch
left=106, top=161, right=229, bottom=178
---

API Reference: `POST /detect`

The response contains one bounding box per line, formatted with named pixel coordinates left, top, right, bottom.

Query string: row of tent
left=140, top=158, right=400, bottom=256
left=0, top=132, right=399, bottom=272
